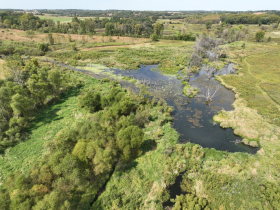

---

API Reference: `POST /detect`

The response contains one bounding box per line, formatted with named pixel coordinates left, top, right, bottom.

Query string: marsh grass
left=48, top=42, right=194, bottom=74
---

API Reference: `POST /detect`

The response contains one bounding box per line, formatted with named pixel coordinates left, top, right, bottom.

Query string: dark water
left=75, top=64, right=258, bottom=154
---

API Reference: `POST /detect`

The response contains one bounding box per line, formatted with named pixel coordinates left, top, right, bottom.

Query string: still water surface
left=75, top=64, right=258, bottom=154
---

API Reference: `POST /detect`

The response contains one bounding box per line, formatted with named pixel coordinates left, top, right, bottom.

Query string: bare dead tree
left=196, top=80, right=220, bottom=102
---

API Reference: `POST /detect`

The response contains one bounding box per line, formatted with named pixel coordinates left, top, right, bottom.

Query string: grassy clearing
left=219, top=42, right=280, bottom=126
left=0, top=89, right=83, bottom=181
left=202, top=40, right=280, bottom=209
left=0, top=73, right=115, bottom=182
left=47, top=41, right=194, bottom=74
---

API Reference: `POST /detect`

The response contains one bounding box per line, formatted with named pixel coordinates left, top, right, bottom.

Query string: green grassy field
left=46, top=40, right=194, bottom=74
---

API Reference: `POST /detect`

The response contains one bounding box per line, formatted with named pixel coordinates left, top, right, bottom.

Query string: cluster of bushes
left=215, top=25, right=248, bottom=43
left=0, top=78, right=175, bottom=209
left=162, top=33, right=196, bottom=41
left=0, top=56, right=78, bottom=150
left=0, top=41, right=46, bottom=56
left=220, top=13, right=280, bottom=25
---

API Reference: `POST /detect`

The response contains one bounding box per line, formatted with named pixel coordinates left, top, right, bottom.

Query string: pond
left=74, top=64, right=258, bottom=154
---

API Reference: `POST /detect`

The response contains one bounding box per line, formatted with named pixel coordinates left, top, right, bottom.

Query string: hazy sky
left=1, top=0, right=280, bottom=11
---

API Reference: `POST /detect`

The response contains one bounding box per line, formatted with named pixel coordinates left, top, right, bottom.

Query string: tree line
left=220, top=13, right=280, bottom=25
left=0, top=56, right=79, bottom=150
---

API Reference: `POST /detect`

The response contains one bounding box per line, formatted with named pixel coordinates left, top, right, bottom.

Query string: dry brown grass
left=0, top=29, right=150, bottom=45
left=81, top=42, right=152, bottom=51
left=195, top=180, right=208, bottom=199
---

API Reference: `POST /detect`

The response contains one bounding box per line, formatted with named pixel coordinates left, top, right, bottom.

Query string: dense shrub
left=0, top=56, right=78, bottom=150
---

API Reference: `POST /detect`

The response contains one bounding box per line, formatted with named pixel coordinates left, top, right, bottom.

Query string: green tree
left=154, top=22, right=163, bottom=36
left=72, top=139, right=89, bottom=163
left=0, top=87, right=13, bottom=123
left=78, top=92, right=101, bottom=113
left=72, top=16, right=79, bottom=23
left=117, top=126, right=144, bottom=161
left=206, top=20, right=212, bottom=30
left=10, top=93, right=34, bottom=118
left=71, top=22, right=79, bottom=33
left=48, top=69, right=62, bottom=97
left=48, top=33, right=54, bottom=45
left=105, top=22, right=115, bottom=36
left=38, top=43, right=49, bottom=53
left=5, top=55, right=24, bottom=85
left=134, top=24, right=143, bottom=35
left=255, top=30, right=265, bottom=42
left=20, top=14, right=30, bottom=31
left=151, top=34, right=159, bottom=41
left=26, top=72, right=49, bottom=106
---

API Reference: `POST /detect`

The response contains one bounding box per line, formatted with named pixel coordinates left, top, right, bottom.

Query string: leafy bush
left=38, top=43, right=49, bottom=53
left=152, top=34, right=159, bottom=41
left=255, top=30, right=265, bottom=42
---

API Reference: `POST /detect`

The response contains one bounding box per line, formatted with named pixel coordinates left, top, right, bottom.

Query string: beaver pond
left=74, top=64, right=258, bottom=154
left=70, top=63, right=259, bottom=208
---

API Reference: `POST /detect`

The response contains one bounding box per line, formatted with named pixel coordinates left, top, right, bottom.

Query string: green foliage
left=172, top=194, right=210, bottom=210
left=241, top=42, right=245, bottom=50
left=71, top=43, right=77, bottom=51
left=154, top=22, right=163, bottom=36
left=260, top=182, right=280, bottom=209
left=151, top=34, right=159, bottom=41
left=182, top=83, right=198, bottom=98
left=48, top=33, right=54, bottom=45
left=267, top=36, right=272, bottom=42
left=221, top=13, right=280, bottom=24
left=0, top=58, right=76, bottom=150
left=38, top=43, right=49, bottom=53
left=117, top=126, right=144, bottom=161
left=105, top=22, right=115, bottom=36
left=255, top=30, right=265, bottom=42
left=78, top=92, right=101, bottom=113
left=205, top=20, right=212, bottom=30
left=0, top=74, right=174, bottom=209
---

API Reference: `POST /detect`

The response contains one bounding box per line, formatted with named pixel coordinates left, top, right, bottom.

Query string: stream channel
left=71, top=63, right=259, bottom=207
